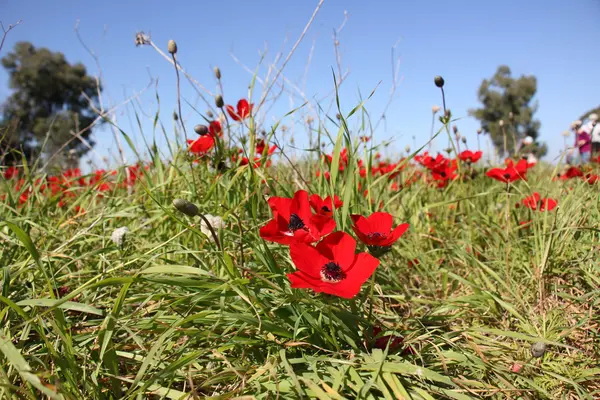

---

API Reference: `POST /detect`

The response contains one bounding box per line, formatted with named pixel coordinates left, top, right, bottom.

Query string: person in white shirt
left=588, top=114, right=600, bottom=159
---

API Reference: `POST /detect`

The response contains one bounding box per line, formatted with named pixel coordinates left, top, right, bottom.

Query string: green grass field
left=1, top=100, right=600, bottom=400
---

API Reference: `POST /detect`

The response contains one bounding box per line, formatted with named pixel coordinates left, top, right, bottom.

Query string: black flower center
left=320, top=262, right=346, bottom=282
left=367, top=232, right=387, bottom=240
left=503, top=173, right=511, bottom=179
left=321, top=205, right=331, bottom=213
left=439, top=171, right=447, bottom=178
left=288, top=213, right=305, bottom=232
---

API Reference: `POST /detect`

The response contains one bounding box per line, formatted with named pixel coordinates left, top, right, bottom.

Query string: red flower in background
left=255, top=139, right=277, bottom=156
left=430, top=159, right=458, bottom=187
left=351, top=212, right=409, bottom=253
left=559, top=166, right=583, bottom=180
left=3, top=166, right=19, bottom=180
left=486, top=159, right=528, bottom=183
left=458, top=150, right=482, bottom=164
left=522, top=193, right=557, bottom=211
left=584, top=173, right=599, bottom=184
left=287, top=231, right=380, bottom=299
left=309, top=194, right=343, bottom=217
left=260, top=190, right=336, bottom=245
left=226, top=99, right=253, bottom=121
left=187, top=136, right=215, bottom=155
left=209, top=120, right=223, bottom=137
left=316, top=170, right=331, bottom=181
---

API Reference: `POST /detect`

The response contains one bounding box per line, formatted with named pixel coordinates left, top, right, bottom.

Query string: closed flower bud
left=508, top=112, right=514, bottom=120
left=432, top=105, right=441, bottom=114
left=477, top=128, right=483, bottom=135
left=444, top=109, right=451, bottom=119
left=215, top=95, right=224, bottom=108
left=530, top=342, right=546, bottom=358
left=214, top=66, right=221, bottom=80
left=173, top=198, right=199, bottom=217
left=452, top=125, right=458, bottom=134
left=405, top=145, right=411, bottom=153
left=498, top=120, right=504, bottom=127
left=434, top=75, right=445, bottom=88
left=167, top=39, right=178, bottom=55
left=206, top=110, right=214, bottom=118
left=336, top=113, right=342, bottom=120
left=461, top=137, right=467, bottom=144
left=173, top=111, right=179, bottom=121
left=194, top=124, right=209, bottom=135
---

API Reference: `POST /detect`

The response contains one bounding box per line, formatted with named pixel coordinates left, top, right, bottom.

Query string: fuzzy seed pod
left=214, top=66, right=221, bottom=80
left=498, top=120, right=504, bottom=127
left=173, top=199, right=199, bottom=217
left=530, top=342, right=546, bottom=358
left=194, top=124, right=209, bottom=136
left=434, top=75, right=445, bottom=88
left=405, top=145, right=411, bottom=153
left=167, top=40, right=178, bottom=55
left=215, top=95, right=224, bottom=108
left=508, top=112, right=514, bottom=120
left=432, top=105, right=441, bottom=114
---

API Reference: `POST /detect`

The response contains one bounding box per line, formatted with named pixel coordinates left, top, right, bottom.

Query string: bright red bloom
left=458, top=150, right=482, bottom=164
left=208, top=120, right=223, bottom=137
left=226, top=99, right=253, bottom=121
left=486, top=159, right=528, bottom=183
left=560, top=166, right=584, bottom=180
left=351, top=212, right=409, bottom=248
left=287, top=232, right=380, bottom=299
left=259, top=190, right=336, bottom=245
left=309, top=194, right=343, bottom=217
left=255, top=139, right=277, bottom=156
left=522, top=193, right=557, bottom=211
left=584, top=173, right=599, bottom=184
left=187, top=136, right=215, bottom=155
left=3, top=166, right=19, bottom=180
left=430, top=159, right=458, bottom=187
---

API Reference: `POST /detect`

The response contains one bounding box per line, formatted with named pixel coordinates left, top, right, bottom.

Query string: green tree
left=0, top=41, right=100, bottom=167
left=469, top=65, right=546, bottom=157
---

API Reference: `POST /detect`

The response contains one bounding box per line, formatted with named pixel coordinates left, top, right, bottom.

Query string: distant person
left=585, top=113, right=600, bottom=160
left=573, top=120, right=591, bottom=164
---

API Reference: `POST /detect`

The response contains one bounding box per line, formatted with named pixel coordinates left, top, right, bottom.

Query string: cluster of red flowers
left=259, top=190, right=409, bottom=298
left=232, top=139, right=277, bottom=167
left=554, top=165, right=599, bottom=185
left=1, top=164, right=147, bottom=209
left=521, top=192, right=558, bottom=212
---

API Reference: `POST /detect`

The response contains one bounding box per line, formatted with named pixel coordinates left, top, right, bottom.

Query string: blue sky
left=1, top=0, right=599, bottom=168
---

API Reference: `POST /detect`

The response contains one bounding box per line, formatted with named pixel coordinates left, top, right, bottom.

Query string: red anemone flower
left=560, top=166, right=584, bottom=180
left=187, top=136, right=215, bottom=155
left=3, top=166, right=19, bottom=180
left=260, top=190, right=336, bottom=245
left=584, top=173, right=599, bottom=184
left=522, top=193, right=557, bottom=211
left=208, top=120, right=223, bottom=137
left=309, top=194, right=343, bottom=217
left=287, top=232, right=380, bottom=299
left=486, top=159, right=527, bottom=183
left=351, top=212, right=409, bottom=253
left=226, top=99, right=253, bottom=121
left=458, top=150, right=482, bottom=164
left=430, top=159, right=458, bottom=187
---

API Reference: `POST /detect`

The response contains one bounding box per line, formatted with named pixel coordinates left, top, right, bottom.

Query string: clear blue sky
left=1, top=0, right=599, bottom=168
